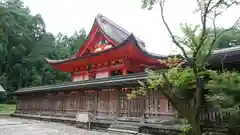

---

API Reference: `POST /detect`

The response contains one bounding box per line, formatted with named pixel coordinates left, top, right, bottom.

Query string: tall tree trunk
left=192, top=122, right=201, bottom=135
left=189, top=115, right=202, bottom=135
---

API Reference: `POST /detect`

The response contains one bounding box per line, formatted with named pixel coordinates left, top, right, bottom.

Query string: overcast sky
left=22, top=0, right=240, bottom=55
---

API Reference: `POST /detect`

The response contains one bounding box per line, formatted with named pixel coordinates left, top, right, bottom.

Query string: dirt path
left=0, top=117, right=125, bottom=135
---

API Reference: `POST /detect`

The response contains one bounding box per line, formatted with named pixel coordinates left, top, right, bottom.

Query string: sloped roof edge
left=46, top=34, right=169, bottom=65
left=96, top=14, right=145, bottom=47
left=45, top=34, right=135, bottom=64
left=13, top=72, right=148, bottom=94
left=45, top=14, right=174, bottom=65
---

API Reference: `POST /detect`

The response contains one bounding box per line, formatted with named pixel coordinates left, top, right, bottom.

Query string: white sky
left=22, top=0, right=240, bottom=55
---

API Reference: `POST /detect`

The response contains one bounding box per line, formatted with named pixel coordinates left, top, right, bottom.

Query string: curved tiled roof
left=46, top=35, right=168, bottom=65
left=96, top=14, right=146, bottom=47
left=45, top=14, right=170, bottom=65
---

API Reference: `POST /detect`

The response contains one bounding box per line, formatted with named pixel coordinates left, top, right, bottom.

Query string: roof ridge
left=97, top=14, right=145, bottom=45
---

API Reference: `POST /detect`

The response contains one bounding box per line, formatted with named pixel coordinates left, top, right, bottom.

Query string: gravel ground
left=0, top=117, right=128, bottom=135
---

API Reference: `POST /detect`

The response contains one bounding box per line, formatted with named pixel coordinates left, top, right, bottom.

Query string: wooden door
left=83, top=91, right=95, bottom=113
left=119, top=88, right=145, bottom=117
left=96, top=89, right=117, bottom=117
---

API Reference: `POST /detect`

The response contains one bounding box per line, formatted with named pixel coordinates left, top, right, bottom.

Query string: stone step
left=107, top=123, right=139, bottom=134
left=107, top=128, right=138, bottom=134
left=110, top=124, right=139, bottom=129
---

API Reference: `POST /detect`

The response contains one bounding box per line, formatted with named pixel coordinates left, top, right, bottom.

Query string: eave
left=13, top=72, right=148, bottom=95
left=46, top=35, right=169, bottom=72
left=185, top=46, right=240, bottom=69
left=208, top=46, right=240, bottom=68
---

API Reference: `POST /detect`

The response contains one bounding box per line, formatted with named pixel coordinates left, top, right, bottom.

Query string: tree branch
left=157, top=0, right=192, bottom=65
left=157, top=0, right=201, bottom=89
left=157, top=1, right=202, bottom=116
left=202, top=16, right=240, bottom=65
left=161, top=72, right=194, bottom=117
left=197, top=0, right=236, bottom=64
left=195, top=0, right=212, bottom=58
left=212, top=11, right=217, bottom=39
left=221, top=53, right=227, bottom=70
left=207, top=0, right=224, bottom=13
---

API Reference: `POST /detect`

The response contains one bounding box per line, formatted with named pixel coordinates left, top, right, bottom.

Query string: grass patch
left=0, top=104, right=16, bottom=114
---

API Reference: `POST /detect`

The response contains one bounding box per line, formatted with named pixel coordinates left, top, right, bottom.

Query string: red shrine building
left=46, top=14, right=171, bottom=81
left=13, top=14, right=181, bottom=133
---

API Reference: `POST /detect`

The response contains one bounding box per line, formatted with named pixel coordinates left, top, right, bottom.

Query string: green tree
left=210, top=28, right=240, bottom=49
left=137, top=0, right=240, bottom=134
left=0, top=0, right=86, bottom=98
left=0, top=0, right=46, bottom=91
left=206, top=71, right=240, bottom=134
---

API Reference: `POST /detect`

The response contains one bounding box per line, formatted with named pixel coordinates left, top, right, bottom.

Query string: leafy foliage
left=212, top=28, right=240, bottom=49
left=0, top=0, right=86, bottom=99
left=148, top=67, right=196, bottom=100
left=206, top=71, right=240, bottom=134
left=207, top=71, right=240, bottom=110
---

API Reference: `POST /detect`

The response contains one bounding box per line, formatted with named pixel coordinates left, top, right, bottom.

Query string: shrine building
left=12, top=14, right=239, bottom=134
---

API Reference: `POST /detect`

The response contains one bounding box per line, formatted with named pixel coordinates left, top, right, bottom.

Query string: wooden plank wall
left=15, top=89, right=228, bottom=125
left=119, top=88, right=145, bottom=117
left=15, top=88, right=173, bottom=119
left=97, top=89, right=116, bottom=117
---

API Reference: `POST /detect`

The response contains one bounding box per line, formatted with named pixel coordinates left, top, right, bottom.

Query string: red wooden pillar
left=108, top=71, right=111, bottom=77
left=122, top=65, right=127, bottom=76
left=108, top=66, right=111, bottom=77
left=71, top=73, right=75, bottom=82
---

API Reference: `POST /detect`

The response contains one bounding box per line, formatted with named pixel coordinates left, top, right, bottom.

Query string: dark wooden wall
left=15, top=88, right=175, bottom=120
